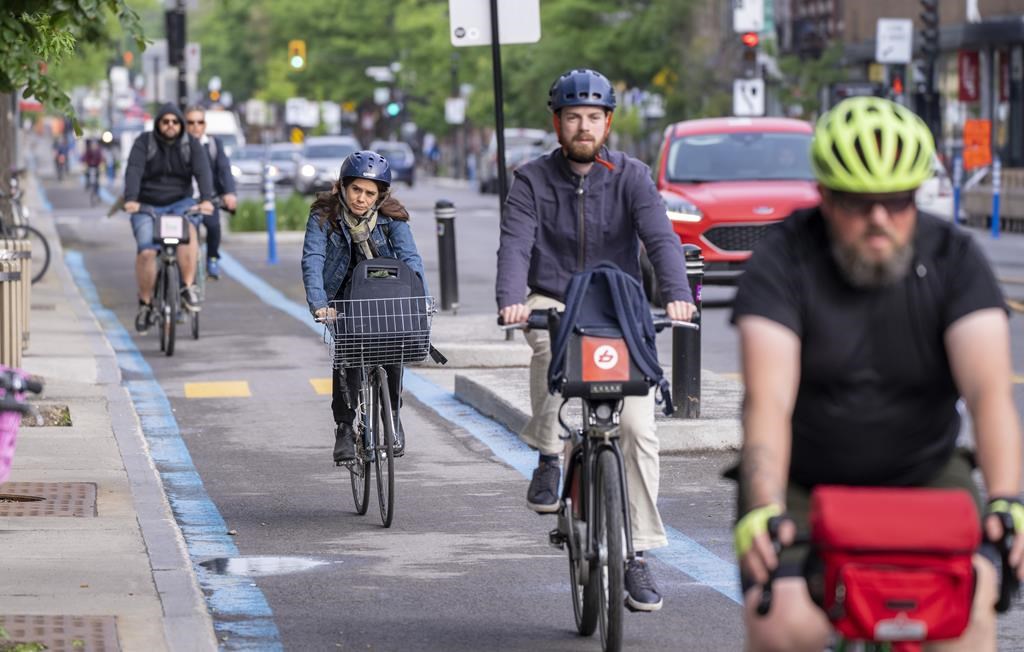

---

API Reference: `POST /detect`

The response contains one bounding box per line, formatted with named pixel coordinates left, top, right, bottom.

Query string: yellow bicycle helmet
left=810, top=96, right=935, bottom=193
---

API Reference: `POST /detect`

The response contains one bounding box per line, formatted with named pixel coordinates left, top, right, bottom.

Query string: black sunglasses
left=187, top=120, right=205, bottom=125
left=831, top=191, right=916, bottom=216
left=159, top=118, right=181, bottom=126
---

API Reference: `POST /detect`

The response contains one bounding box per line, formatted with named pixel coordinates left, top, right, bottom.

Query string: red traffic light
left=741, top=32, right=759, bottom=48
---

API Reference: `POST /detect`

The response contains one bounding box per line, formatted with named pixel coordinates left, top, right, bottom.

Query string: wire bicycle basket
left=324, top=296, right=436, bottom=368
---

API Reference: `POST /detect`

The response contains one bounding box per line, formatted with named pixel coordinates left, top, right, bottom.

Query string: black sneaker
left=624, top=558, right=663, bottom=612
left=391, top=410, right=405, bottom=457
left=181, top=285, right=202, bottom=312
left=333, top=423, right=356, bottom=464
left=134, top=300, right=153, bottom=333
left=526, top=460, right=561, bottom=513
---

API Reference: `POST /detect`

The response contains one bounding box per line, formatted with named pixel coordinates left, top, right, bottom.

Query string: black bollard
left=672, top=244, right=703, bottom=418
left=435, top=199, right=459, bottom=312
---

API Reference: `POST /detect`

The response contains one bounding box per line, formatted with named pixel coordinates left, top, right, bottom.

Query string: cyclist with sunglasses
left=185, top=105, right=238, bottom=280
left=731, top=96, right=1022, bottom=651
left=124, top=103, right=215, bottom=332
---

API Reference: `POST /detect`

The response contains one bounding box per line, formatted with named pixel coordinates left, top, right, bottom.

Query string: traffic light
left=740, top=32, right=759, bottom=78
left=288, top=40, right=306, bottom=70
left=385, top=101, right=402, bottom=117
left=919, top=0, right=939, bottom=60
left=890, top=65, right=906, bottom=99
left=123, top=51, right=134, bottom=67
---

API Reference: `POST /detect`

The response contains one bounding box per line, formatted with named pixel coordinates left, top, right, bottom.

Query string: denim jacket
left=301, top=211, right=429, bottom=315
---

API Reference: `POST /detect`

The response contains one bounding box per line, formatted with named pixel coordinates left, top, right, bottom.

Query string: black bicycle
left=0, top=169, right=51, bottom=284
left=322, top=294, right=437, bottom=527
left=503, top=309, right=697, bottom=652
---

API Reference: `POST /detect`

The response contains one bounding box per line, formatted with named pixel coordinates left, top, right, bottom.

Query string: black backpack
left=547, top=262, right=673, bottom=414
left=143, top=131, right=193, bottom=168
left=342, top=257, right=431, bottom=363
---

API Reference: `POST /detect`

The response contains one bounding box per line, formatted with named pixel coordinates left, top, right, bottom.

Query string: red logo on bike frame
left=581, top=336, right=630, bottom=382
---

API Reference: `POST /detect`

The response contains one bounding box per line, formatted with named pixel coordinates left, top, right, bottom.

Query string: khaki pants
left=519, top=294, right=668, bottom=551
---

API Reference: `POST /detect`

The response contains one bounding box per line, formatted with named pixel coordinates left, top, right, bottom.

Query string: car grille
left=702, top=224, right=777, bottom=252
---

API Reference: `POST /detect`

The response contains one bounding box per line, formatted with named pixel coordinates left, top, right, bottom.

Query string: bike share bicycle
left=0, top=169, right=51, bottom=284
left=502, top=304, right=697, bottom=652
left=0, top=366, right=44, bottom=484
left=134, top=204, right=204, bottom=356
left=320, top=258, right=440, bottom=528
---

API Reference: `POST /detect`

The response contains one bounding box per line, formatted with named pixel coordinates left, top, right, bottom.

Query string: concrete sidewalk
left=0, top=173, right=215, bottom=651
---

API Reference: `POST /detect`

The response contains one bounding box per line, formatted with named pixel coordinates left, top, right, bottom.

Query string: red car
left=652, top=117, right=820, bottom=286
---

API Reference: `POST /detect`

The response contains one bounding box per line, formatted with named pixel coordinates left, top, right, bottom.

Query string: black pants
left=332, top=364, right=403, bottom=426
left=203, top=209, right=222, bottom=260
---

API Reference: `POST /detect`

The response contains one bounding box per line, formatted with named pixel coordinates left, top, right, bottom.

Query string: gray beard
left=830, top=237, right=915, bottom=288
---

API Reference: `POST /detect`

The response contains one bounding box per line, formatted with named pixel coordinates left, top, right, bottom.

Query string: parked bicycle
left=0, top=366, right=43, bottom=484
left=502, top=308, right=697, bottom=652
left=135, top=204, right=204, bottom=356
left=0, top=169, right=51, bottom=284
left=321, top=293, right=437, bottom=528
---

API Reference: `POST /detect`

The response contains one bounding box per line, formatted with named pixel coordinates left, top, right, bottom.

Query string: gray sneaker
left=181, top=285, right=202, bottom=312
left=526, top=460, right=561, bottom=513
left=625, top=558, right=663, bottom=612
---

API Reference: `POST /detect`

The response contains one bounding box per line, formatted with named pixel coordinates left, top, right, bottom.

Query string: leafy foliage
left=0, top=1, right=146, bottom=132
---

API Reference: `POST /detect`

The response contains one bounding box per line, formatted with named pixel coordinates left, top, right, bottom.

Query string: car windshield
left=305, top=144, right=356, bottom=159
left=666, top=132, right=814, bottom=182
left=232, top=148, right=264, bottom=161
left=375, top=146, right=410, bottom=162
left=270, top=149, right=297, bottom=161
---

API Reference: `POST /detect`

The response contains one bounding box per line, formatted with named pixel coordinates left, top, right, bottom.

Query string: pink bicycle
left=0, top=366, right=43, bottom=484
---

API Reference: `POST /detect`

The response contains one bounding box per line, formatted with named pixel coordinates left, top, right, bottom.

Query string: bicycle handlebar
left=0, top=371, right=43, bottom=395
left=498, top=308, right=699, bottom=333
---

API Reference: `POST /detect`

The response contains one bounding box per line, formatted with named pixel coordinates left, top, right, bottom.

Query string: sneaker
left=526, top=460, right=561, bottom=513
left=333, top=423, right=356, bottom=463
left=624, top=558, right=663, bottom=612
left=181, top=285, right=202, bottom=312
left=391, top=410, right=405, bottom=457
left=134, top=300, right=153, bottom=333
left=207, top=257, right=220, bottom=280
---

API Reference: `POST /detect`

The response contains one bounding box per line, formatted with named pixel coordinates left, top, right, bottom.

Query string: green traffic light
left=290, top=55, right=304, bottom=69
left=386, top=102, right=400, bottom=117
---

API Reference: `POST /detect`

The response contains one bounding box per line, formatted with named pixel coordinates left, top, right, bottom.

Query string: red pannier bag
left=809, top=486, right=980, bottom=643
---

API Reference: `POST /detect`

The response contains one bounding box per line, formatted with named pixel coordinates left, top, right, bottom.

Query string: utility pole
left=919, top=0, right=941, bottom=142
left=165, top=1, right=187, bottom=110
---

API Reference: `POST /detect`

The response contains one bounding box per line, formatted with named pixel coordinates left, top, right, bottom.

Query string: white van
left=202, top=109, right=246, bottom=156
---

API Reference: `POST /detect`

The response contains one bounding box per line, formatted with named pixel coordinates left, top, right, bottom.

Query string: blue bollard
left=991, top=156, right=1002, bottom=240
left=952, top=155, right=962, bottom=225
left=264, top=163, right=277, bottom=264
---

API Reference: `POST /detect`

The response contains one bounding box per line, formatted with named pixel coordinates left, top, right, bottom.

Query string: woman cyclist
left=301, top=151, right=428, bottom=464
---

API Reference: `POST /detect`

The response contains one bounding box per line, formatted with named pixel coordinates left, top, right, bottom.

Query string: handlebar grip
left=24, top=377, right=43, bottom=394
left=995, top=512, right=1020, bottom=613
left=755, top=516, right=785, bottom=617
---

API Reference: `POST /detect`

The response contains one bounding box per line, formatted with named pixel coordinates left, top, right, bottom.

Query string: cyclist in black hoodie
left=124, top=103, right=215, bottom=332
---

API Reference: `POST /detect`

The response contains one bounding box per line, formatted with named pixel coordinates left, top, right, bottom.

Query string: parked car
left=916, top=154, right=954, bottom=218
left=230, top=146, right=280, bottom=187
left=478, top=128, right=555, bottom=194
left=295, top=136, right=361, bottom=195
left=204, top=109, right=245, bottom=156
left=650, top=117, right=820, bottom=293
left=369, top=140, right=416, bottom=186
left=268, top=142, right=301, bottom=186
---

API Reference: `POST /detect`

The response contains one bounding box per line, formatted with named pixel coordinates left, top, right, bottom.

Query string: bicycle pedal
left=548, top=527, right=566, bottom=550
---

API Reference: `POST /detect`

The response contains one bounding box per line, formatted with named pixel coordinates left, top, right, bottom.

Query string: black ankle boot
left=333, top=423, right=356, bottom=463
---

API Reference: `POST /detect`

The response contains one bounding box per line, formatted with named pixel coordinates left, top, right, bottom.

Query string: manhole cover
left=0, top=482, right=96, bottom=517
left=0, top=615, right=119, bottom=651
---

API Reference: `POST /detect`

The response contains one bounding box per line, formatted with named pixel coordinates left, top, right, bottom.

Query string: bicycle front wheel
left=12, top=225, right=50, bottom=284
left=374, top=368, right=396, bottom=528
left=596, top=449, right=625, bottom=652
left=569, top=451, right=600, bottom=636
left=349, top=457, right=370, bottom=515
left=161, top=262, right=179, bottom=356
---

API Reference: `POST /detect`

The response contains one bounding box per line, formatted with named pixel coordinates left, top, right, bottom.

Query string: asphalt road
left=41, top=161, right=1024, bottom=650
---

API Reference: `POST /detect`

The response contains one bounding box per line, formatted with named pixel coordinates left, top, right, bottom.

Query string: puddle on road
left=199, top=556, right=332, bottom=577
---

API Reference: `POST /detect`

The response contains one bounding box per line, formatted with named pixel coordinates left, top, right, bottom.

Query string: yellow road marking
left=310, top=378, right=332, bottom=395
left=1014, top=375, right=1024, bottom=385
left=1007, top=299, right=1024, bottom=313
left=184, top=381, right=251, bottom=399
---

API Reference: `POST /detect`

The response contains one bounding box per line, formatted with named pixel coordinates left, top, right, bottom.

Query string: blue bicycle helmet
left=339, top=150, right=392, bottom=187
left=548, top=69, right=617, bottom=112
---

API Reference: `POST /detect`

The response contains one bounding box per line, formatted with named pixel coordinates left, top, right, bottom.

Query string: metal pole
left=952, top=154, right=963, bottom=224
left=991, top=156, right=1002, bottom=239
left=435, top=199, right=459, bottom=312
left=264, top=163, right=277, bottom=264
left=488, top=0, right=509, bottom=208
left=672, top=245, right=703, bottom=418
left=176, top=0, right=187, bottom=111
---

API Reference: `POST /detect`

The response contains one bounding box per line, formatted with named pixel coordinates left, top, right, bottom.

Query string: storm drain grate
left=0, top=482, right=97, bottom=517
left=0, top=615, right=119, bottom=651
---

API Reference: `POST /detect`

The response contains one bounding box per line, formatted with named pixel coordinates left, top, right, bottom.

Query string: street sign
left=732, top=0, right=764, bottom=33
left=445, top=97, right=466, bottom=125
left=364, top=66, right=395, bottom=83
left=449, top=0, right=541, bottom=47
left=373, top=87, right=390, bottom=106
left=963, top=119, right=991, bottom=170
left=733, top=78, right=765, bottom=116
left=285, top=97, right=319, bottom=127
left=875, top=18, right=913, bottom=64
left=185, top=42, right=201, bottom=73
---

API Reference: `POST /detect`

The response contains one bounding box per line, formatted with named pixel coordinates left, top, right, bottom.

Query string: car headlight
left=300, top=164, right=316, bottom=177
left=663, top=194, right=703, bottom=223
left=231, top=165, right=242, bottom=177
left=268, top=165, right=279, bottom=177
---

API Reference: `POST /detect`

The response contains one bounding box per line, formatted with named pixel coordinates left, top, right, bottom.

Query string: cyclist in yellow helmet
left=729, top=96, right=1022, bottom=651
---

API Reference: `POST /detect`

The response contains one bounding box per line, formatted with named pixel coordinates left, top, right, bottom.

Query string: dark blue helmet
left=548, top=69, right=617, bottom=113
left=339, top=150, right=392, bottom=187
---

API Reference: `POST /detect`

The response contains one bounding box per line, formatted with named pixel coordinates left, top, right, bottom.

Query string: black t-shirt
left=731, top=207, right=1005, bottom=487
